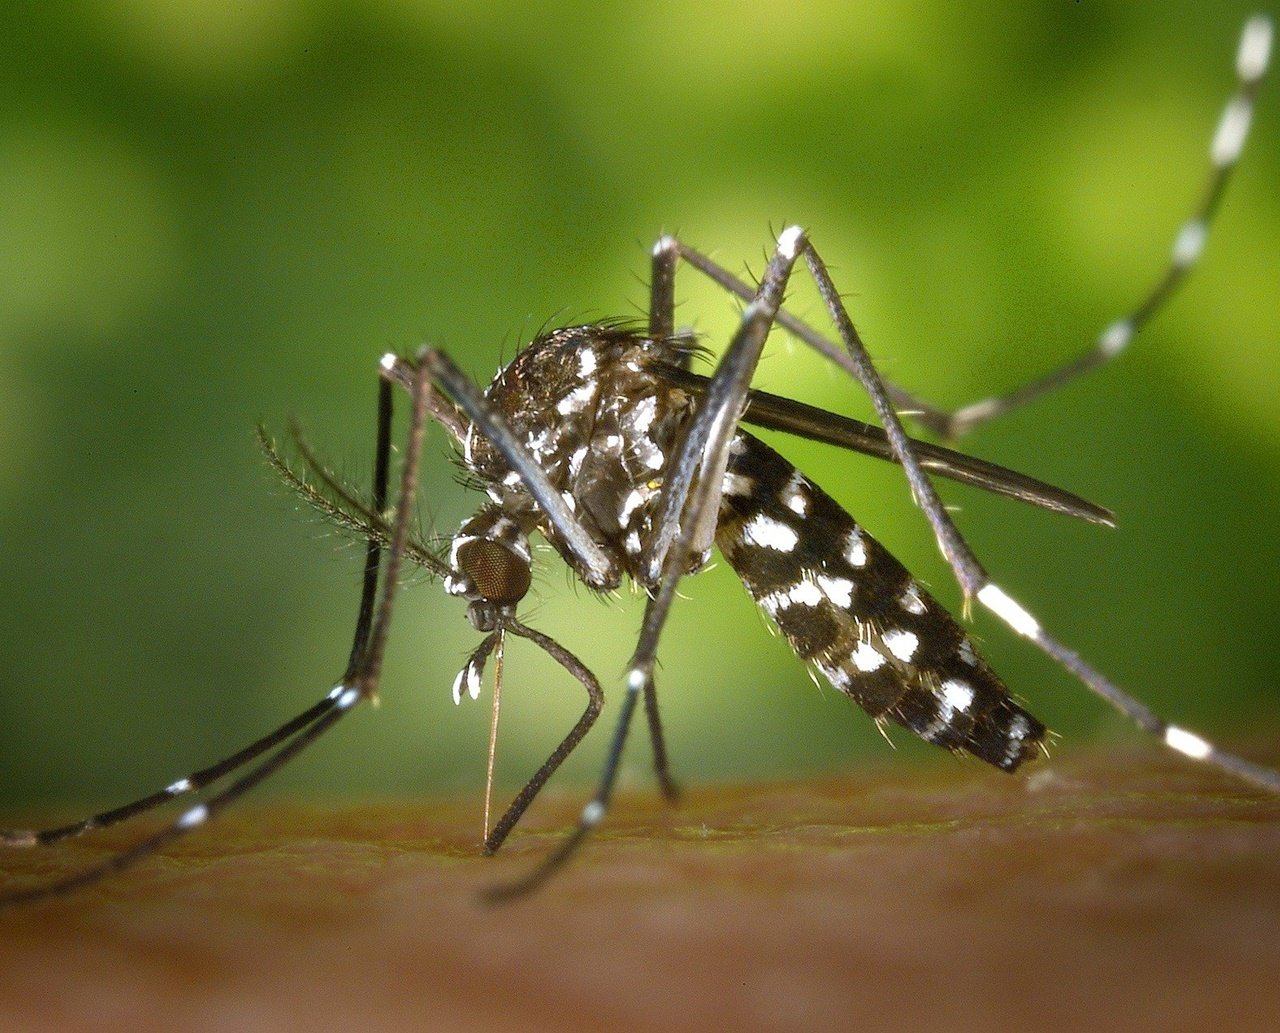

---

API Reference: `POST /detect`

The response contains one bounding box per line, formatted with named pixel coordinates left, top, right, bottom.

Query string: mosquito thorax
left=466, top=325, right=699, bottom=587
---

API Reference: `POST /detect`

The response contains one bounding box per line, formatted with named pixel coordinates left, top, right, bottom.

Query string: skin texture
left=1, top=750, right=1277, bottom=1033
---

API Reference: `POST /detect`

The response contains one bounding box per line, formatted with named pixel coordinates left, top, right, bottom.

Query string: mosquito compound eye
left=456, top=537, right=532, bottom=606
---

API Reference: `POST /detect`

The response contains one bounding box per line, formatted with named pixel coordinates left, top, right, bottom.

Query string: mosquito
left=2, top=14, right=1276, bottom=906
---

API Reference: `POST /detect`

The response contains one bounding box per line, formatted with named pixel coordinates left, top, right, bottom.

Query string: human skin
left=2, top=750, right=1278, bottom=1033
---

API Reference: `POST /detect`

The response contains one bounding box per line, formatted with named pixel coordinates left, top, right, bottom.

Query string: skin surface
left=1, top=750, right=1277, bottom=1033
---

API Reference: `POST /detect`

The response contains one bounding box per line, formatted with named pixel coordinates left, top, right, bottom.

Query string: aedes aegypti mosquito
left=3, top=14, right=1278, bottom=905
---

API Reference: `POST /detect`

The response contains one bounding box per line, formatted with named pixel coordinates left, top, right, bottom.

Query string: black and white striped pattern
left=717, top=431, right=1043, bottom=770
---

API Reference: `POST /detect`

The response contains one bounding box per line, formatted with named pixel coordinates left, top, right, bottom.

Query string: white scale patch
left=618, top=486, right=650, bottom=527
left=781, top=470, right=809, bottom=516
left=177, top=804, right=209, bottom=830
left=463, top=423, right=477, bottom=468
left=919, top=680, right=973, bottom=742
left=882, top=628, right=918, bottom=663
left=1004, top=715, right=1032, bottom=763
left=555, top=383, right=595, bottom=416
left=940, top=678, right=975, bottom=713
left=527, top=427, right=554, bottom=457
left=898, top=581, right=926, bottom=615
left=760, top=579, right=824, bottom=616
left=1212, top=96, right=1254, bottom=166
left=957, top=638, right=979, bottom=667
left=618, top=395, right=666, bottom=473
left=449, top=531, right=478, bottom=570
left=1239, top=15, right=1273, bottom=83
left=843, top=528, right=867, bottom=567
left=818, top=661, right=851, bottom=692
left=1165, top=724, right=1212, bottom=760
left=630, top=396, right=658, bottom=434
left=815, top=573, right=854, bottom=609
left=503, top=529, right=532, bottom=563
left=722, top=471, right=755, bottom=498
left=452, top=660, right=482, bottom=705
left=777, top=225, right=805, bottom=259
left=742, top=512, right=799, bottom=552
left=1171, top=219, right=1207, bottom=268
left=581, top=800, right=606, bottom=827
left=1098, top=319, right=1134, bottom=358
left=851, top=640, right=885, bottom=673
left=978, top=583, right=1041, bottom=639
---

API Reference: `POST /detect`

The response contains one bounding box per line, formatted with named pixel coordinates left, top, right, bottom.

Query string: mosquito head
left=444, top=506, right=534, bottom=633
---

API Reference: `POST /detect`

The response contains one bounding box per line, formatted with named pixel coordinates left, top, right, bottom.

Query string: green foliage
left=1, top=1, right=1277, bottom=808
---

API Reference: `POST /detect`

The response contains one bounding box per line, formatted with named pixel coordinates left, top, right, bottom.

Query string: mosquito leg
left=481, top=611, right=647, bottom=903
left=412, top=348, right=619, bottom=591
left=639, top=232, right=689, bottom=804
left=0, top=698, right=355, bottom=907
left=798, top=236, right=1280, bottom=795
left=904, top=14, right=1274, bottom=439
left=642, top=679, right=679, bottom=803
left=641, top=228, right=808, bottom=584
left=345, top=375, right=393, bottom=676
left=653, top=362, right=1115, bottom=524
left=0, top=377, right=394, bottom=860
left=484, top=229, right=809, bottom=900
left=0, top=372, right=408, bottom=904
left=482, top=620, right=604, bottom=856
left=649, top=234, right=678, bottom=342
left=1, top=695, right=339, bottom=852
left=666, top=17, right=1273, bottom=442
left=633, top=229, right=808, bottom=814
left=349, top=352, right=435, bottom=700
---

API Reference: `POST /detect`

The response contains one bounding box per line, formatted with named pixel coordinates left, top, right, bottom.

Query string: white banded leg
left=976, top=584, right=1280, bottom=791
left=903, top=14, right=1274, bottom=439
left=792, top=232, right=1280, bottom=794
left=1, top=355, right=437, bottom=905
left=667, top=16, right=1273, bottom=443
left=484, top=227, right=810, bottom=900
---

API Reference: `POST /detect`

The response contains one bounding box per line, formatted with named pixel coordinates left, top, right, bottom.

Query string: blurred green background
left=2, top=1, right=1277, bottom=819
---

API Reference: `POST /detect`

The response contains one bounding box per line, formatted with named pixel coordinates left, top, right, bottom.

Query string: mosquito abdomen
left=716, top=430, right=1045, bottom=771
